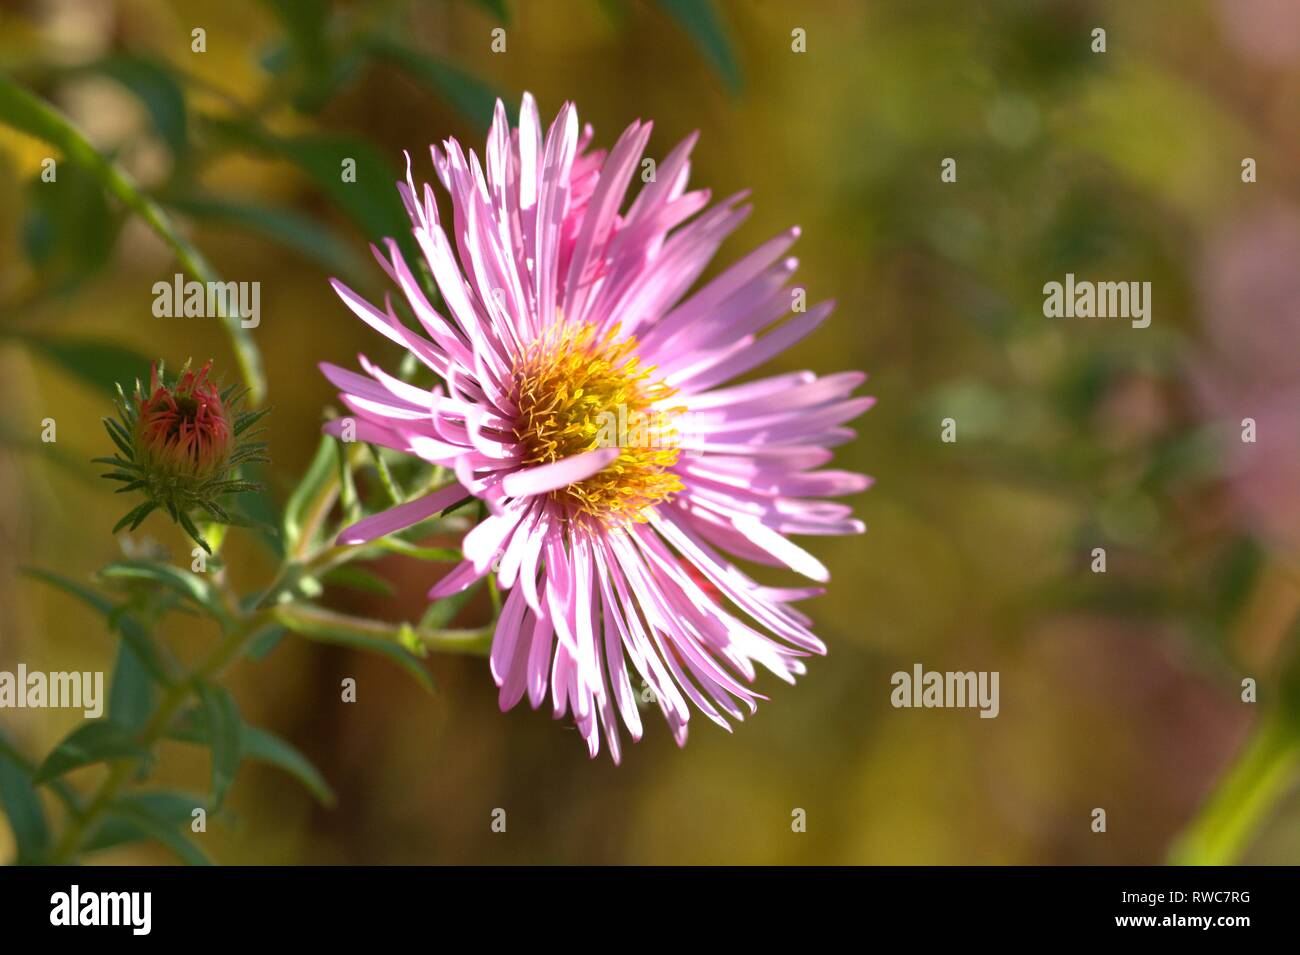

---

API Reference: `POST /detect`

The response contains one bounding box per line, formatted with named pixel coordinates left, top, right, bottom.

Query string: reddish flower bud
left=136, top=361, right=233, bottom=482
left=98, top=359, right=269, bottom=552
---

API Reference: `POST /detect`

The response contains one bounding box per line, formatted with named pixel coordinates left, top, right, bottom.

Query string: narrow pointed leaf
left=20, top=567, right=172, bottom=684
left=85, top=792, right=212, bottom=865
left=98, top=560, right=227, bottom=625
left=32, top=723, right=146, bottom=784
left=654, top=0, right=742, bottom=92
left=166, top=711, right=334, bottom=807
left=0, top=743, right=50, bottom=863
left=195, top=684, right=242, bottom=810
left=108, top=639, right=157, bottom=733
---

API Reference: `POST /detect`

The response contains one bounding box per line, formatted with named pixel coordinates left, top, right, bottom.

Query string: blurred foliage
left=0, top=0, right=1298, bottom=865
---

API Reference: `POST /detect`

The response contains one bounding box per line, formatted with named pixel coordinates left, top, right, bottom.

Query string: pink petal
left=336, top=481, right=467, bottom=545
left=500, top=447, right=619, bottom=498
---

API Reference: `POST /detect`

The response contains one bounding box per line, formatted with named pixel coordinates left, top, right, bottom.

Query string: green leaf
left=121, top=614, right=174, bottom=673
left=176, top=509, right=213, bottom=554
left=654, top=0, right=742, bottom=93
left=0, top=74, right=265, bottom=404
left=111, top=500, right=157, bottom=534
left=0, top=732, right=83, bottom=816
left=204, top=116, right=413, bottom=264
left=259, top=0, right=330, bottom=56
left=274, top=603, right=436, bottom=693
left=22, top=162, right=119, bottom=280
left=92, top=455, right=139, bottom=470
left=195, top=683, right=242, bottom=810
left=240, top=725, right=336, bottom=805
left=32, top=723, right=146, bottom=784
left=367, top=38, right=506, bottom=132
left=256, top=0, right=338, bottom=111
left=232, top=462, right=283, bottom=558
left=24, top=566, right=112, bottom=609
left=167, top=710, right=335, bottom=806
left=22, top=337, right=150, bottom=397
left=164, top=193, right=364, bottom=279
left=233, top=408, right=272, bottom=438
left=471, top=0, right=510, bottom=22
left=206, top=479, right=264, bottom=497
left=83, top=790, right=202, bottom=851
left=81, top=55, right=188, bottom=154
left=244, top=624, right=287, bottom=661
left=198, top=498, right=233, bottom=524
left=102, top=415, right=136, bottom=457
left=21, top=567, right=173, bottom=684
left=107, top=638, right=158, bottom=733
left=374, top=537, right=462, bottom=562
left=98, top=560, right=229, bottom=626
left=1167, top=710, right=1300, bottom=865
left=0, top=743, right=50, bottom=863
left=320, top=564, right=395, bottom=596
left=85, top=792, right=212, bottom=865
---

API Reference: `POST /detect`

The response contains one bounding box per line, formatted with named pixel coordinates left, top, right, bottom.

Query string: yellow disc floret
left=510, top=322, right=684, bottom=526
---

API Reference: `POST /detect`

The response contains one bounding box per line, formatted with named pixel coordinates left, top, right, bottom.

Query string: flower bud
left=135, top=361, right=233, bottom=483
left=97, top=359, right=269, bottom=552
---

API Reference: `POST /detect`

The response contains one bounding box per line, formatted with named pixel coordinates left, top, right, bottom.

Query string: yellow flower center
left=510, top=323, right=684, bottom=526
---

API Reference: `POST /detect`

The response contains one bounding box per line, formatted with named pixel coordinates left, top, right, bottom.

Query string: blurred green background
left=2, top=0, right=1299, bottom=864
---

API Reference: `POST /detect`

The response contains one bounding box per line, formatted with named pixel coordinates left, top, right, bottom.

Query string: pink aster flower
left=321, top=94, right=872, bottom=761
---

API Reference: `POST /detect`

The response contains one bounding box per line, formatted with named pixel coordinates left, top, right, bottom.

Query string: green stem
left=1169, top=561, right=1300, bottom=864
left=274, top=602, right=492, bottom=655
left=1169, top=710, right=1300, bottom=865
left=250, top=543, right=365, bottom=610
